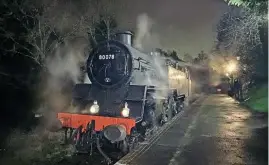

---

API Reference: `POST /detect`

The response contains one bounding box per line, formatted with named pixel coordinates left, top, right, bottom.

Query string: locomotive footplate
left=57, top=112, right=136, bottom=135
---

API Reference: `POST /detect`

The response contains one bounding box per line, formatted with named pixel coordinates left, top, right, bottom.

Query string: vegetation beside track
left=0, top=130, right=74, bottom=165
left=243, top=84, right=268, bottom=113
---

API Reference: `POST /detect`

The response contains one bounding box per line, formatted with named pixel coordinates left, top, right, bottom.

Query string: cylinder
left=116, top=31, right=133, bottom=46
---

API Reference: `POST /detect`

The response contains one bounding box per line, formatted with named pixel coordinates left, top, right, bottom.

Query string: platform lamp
left=226, top=61, right=237, bottom=86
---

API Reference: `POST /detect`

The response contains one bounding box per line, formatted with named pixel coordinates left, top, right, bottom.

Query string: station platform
left=115, top=94, right=268, bottom=165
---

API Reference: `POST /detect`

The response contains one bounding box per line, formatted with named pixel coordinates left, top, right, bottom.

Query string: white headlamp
left=121, top=102, right=130, bottom=117
left=90, top=100, right=99, bottom=114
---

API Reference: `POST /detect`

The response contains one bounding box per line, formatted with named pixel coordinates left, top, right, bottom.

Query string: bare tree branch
left=0, top=0, right=96, bottom=68
left=217, top=8, right=265, bottom=53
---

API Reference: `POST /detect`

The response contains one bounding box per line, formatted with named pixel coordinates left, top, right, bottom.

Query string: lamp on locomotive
left=121, top=102, right=130, bottom=117
left=89, top=100, right=100, bottom=114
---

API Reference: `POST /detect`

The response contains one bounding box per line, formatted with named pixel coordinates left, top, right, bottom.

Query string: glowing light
left=170, top=75, right=185, bottom=80
left=243, top=65, right=247, bottom=71
left=90, top=100, right=99, bottom=114
left=168, top=67, right=185, bottom=80
left=226, top=62, right=237, bottom=73
left=121, top=102, right=130, bottom=117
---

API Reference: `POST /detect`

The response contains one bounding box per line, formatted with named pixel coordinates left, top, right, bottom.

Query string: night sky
left=116, top=0, right=229, bottom=56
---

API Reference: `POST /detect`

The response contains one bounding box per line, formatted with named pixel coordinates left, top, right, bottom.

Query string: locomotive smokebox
left=103, top=124, right=127, bottom=143
left=115, top=31, right=133, bottom=46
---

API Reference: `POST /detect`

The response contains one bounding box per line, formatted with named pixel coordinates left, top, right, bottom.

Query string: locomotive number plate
left=99, top=54, right=115, bottom=60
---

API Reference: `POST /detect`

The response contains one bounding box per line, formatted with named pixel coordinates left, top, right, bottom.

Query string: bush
left=244, top=84, right=268, bottom=112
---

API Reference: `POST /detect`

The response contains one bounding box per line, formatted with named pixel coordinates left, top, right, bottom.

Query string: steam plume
left=3, top=38, right=88, bottom=164
left=134, top=13, right=161, bottom=52
left=40, top=38, right=88, bottom=126
left=133, top=14, right=170, bottom=99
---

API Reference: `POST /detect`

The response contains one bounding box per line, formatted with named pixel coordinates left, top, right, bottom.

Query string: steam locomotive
left=55, top=31, right=191, bottom=163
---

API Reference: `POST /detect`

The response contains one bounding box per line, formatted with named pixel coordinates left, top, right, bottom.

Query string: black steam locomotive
left=56, top=31, right=191, bottom=163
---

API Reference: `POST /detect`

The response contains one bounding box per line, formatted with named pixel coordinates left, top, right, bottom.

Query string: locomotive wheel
left=179, top=101, right=184, bottom=111
left=171, top=102, right=177, bottom=117
left=148, top=108, right=158, bottom=131
left=119, top=139, right=129, bottom=155
left=167, top=96, right=174, bottom=121
left=128, top=128, right=139, bottom=152
left=141, top=107, right=158, bottom=139
left=173, top=101, right=182, bottom=116
left=160, top=96, right=175, bottom=125
left=160, top=113, right=167, bottom=126
left=128, top=137, right=138, bottom=152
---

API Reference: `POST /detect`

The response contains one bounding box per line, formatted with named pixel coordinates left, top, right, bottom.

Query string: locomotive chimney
left=115, top=31, right=133, bottom=46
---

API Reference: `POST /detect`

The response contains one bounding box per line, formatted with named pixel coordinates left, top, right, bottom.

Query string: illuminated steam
left=40, top=38, right=88, bottom=120
left=134, top=13, right=152, bottom=50
left=3, top=38, right=88, bottom=164
left=132, top=14, right=172, bottom=98
left=134, top=13, right=161, bottom=52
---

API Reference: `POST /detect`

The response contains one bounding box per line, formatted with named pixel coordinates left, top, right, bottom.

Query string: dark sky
left=116, top=0, right=229, bottom=56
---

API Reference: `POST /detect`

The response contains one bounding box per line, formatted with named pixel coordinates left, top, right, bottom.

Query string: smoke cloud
left=2, top=38, right=89, bottom=163
left=40, top=38, right=88, bottom=128
left=133, top=13, right=161, bottom=52
left=132, top=13, right=189, bottom=100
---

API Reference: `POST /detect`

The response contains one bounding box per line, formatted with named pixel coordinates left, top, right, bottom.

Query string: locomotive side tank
left=56, top=31, right=191, bottom=162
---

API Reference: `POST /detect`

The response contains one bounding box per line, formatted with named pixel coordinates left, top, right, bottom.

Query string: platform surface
left=115, top=94, right=268, bottom=165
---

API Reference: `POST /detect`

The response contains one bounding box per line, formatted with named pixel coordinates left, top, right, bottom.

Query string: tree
left=192, top=51, right=209, bottom=65
left=0, top=0, right=123, bottom=67
left=216, top=8, right=264, bottom=53
left=220, top=1, right=268, bottom=83
left=197, top=51, right=208, bottom=61
left=0, top=0, right=123, bottom=89
left=0, top=0, right=122, bottom=135
left=183, top=53, right=193, bottom=62
left=169, top=50, right=180, bottom=61
left=88, top=15, right=118, bottom=48
left=224, top=0, right=267, bottom=13
left=155, top=48, right=168, bottom=57
left=222, top=0, right=268, bottom=64
left=0, top=0, right=86, bottom=69
left=75, top=0, right=125, bottom=49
